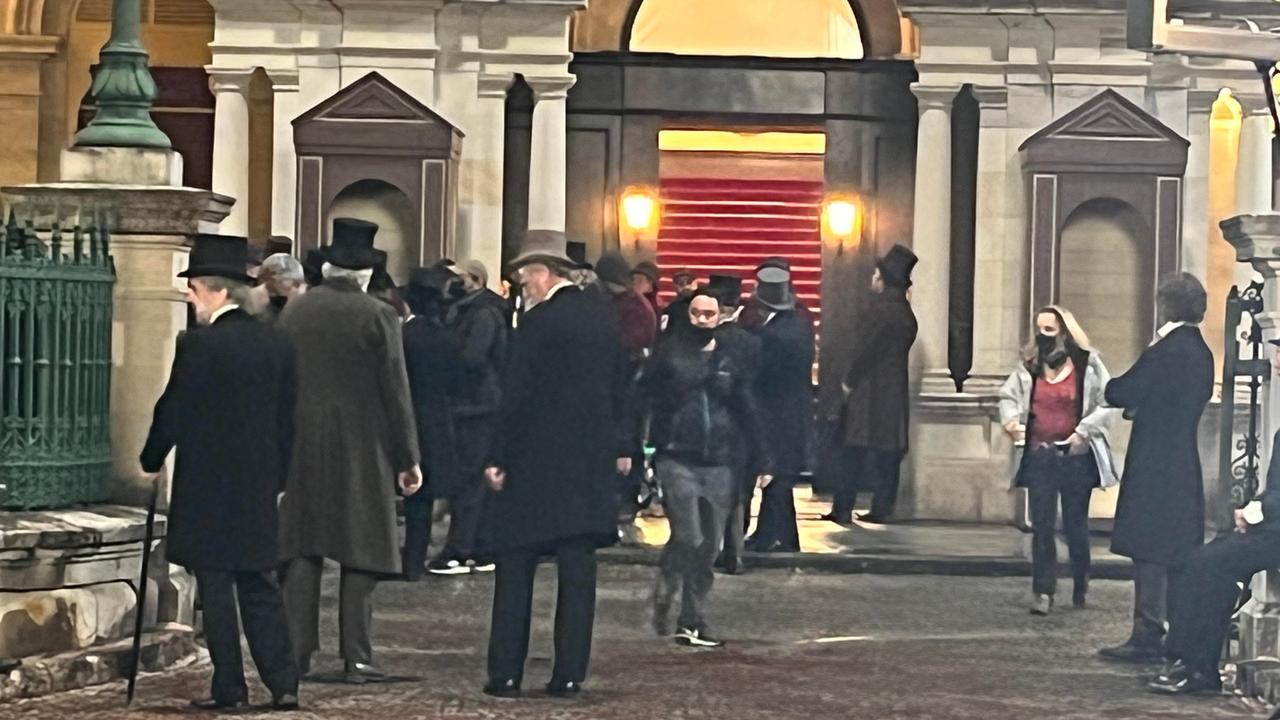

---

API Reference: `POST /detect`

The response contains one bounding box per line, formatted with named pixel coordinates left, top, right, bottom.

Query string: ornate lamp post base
left=73, top=0, right=170, bottom=149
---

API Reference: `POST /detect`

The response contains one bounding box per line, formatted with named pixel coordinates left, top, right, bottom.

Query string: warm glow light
left=824, top=199, right=858, bottom=237
left=621, top=188, right=659, bottom=232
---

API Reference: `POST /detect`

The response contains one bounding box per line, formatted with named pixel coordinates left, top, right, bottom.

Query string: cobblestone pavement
left=7, top=565, right=1268, bottom=719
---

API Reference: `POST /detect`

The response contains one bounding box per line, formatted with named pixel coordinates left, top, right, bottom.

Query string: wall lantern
left=821, top=194, right=862, bottom=252
left=620, top=186, right=660, bottom=232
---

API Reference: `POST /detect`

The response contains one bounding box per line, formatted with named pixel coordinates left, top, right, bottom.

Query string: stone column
left=1181, top=89, right=1217, bottom=282
left=267, top=68, right=300, bottom=243
left=968, top=85, right=1012, bottom=382
left=910, top=84, right=960, bottom=390
left=525, top=75, right=575, bottom=232
left=465, top=72, right=514, bottom=281
left=207, top=68, right=254, bottom=235
left=1236, top=98, right=1274, bottom=217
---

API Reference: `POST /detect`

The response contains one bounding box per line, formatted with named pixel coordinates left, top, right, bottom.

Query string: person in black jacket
left=482, top=230, right=630, bottom=698
left=744, top=266, right=815, bottom=553
left=400, top=266, right=463, bottom=580
left=1099, top=273, right=1214, bottom=662
left=430, top=262, right=508, bottom=575
left=705, top=274, right=762, bottom=574
left=140, top=234, right=299, bottom=712
left=638, top=290, right=772, bottom=647
left=1153, top=403, right=1280, bottom=696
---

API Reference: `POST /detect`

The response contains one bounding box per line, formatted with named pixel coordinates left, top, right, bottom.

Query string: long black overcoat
left=487, top=285, right=628, bottom=552
left=1106, top=325, right=1214, bottom=565
left=403, top=313, right=462, bottom=492
left=752, top=309, right=815, bottom=477
left=140, top=310, right=296, bottom=572
left=841, top=292, right=918, bottom=452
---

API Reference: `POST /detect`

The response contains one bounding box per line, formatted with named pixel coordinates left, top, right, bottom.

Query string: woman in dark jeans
left=998, top=306, right=1119, bottom=615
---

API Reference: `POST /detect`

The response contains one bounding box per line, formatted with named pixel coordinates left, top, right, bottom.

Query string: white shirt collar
left=527, top=280, right=575, bottom=310
left=1155, top=321, right=1190, bottom=342
left=210, top=304, right=240, bottom=324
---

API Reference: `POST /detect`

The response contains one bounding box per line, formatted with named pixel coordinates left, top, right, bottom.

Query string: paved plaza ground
left=7, top=564, right=1271, bottom=719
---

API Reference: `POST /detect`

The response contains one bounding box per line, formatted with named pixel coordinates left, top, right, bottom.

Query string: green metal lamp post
left=73, top=0, right=171, bottom=148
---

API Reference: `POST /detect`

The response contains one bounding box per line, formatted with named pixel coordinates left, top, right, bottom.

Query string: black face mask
left=1037, top=333, right=1069, bottom=369
left=446, top=280, right=467, bottom=299
left=269, top=295, right=288, bottom=311
left=686, top=325, right=715, bottom=347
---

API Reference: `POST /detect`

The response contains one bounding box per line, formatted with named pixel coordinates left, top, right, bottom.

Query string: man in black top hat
left=482, top=229, right=629, bottom=698
left=827, top=244, right=919, bottom=526
left=140, top=234, right=300, bottom=711
left=277, top=216, right=423, bottom=683
left=705, top=274, right=762, bottom=574
left=744, top=266, right=815, bottom=553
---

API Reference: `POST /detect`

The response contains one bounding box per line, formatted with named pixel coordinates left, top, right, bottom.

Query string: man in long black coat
left=482, top=230, right=628, bottom=698
left=744, top=266, right=815, bottom=553
left=1099, top=272, right=1213, bottom=662
left=827, top=245, right=919, bottom=524
left=140, top=234, right=299, bottom=711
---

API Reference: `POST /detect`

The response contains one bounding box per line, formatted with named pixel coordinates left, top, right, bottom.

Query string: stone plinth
left=59, top=147, right=183, bottom=187
left=0, top=506, right=166, bottom=660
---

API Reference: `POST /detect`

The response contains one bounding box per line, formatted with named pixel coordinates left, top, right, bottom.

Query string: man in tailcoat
left=140, top=234, right=299, bottom=711
left=826, top=244, right=919, bottom=525
left=277, top=218, right=423, bottom=682
left=744, top=266, right=815, bottom=553
left=706, top=273, right=762, bottom=574
left=482, top=230, right=629, bottom=698
left=1099, top=272, right=1214, bottom=662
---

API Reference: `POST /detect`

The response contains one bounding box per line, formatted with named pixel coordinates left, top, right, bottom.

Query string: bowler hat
left=706, top=273, right=744, bottom=308
left=754, top=266, right=795, bottom=311
left=506, top=229, right=578, bottom=272
left=326, top=217, right=382, bottom=270
left=877, top=244, right=918, bottom=288
left=179, top=234, right=254, bottom=283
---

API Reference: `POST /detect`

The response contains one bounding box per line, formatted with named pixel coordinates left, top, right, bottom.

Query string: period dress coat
left=277, top=279, right=420, bottom=576
left=841, top=291, right=918, bottom=452
left=1106, top=324, right=1214, bottom=565
left=753, top=308, right=816, bottom=477
left=140, top=309, right=297, bottom=571
left=487, top=283, right=629, bottom=552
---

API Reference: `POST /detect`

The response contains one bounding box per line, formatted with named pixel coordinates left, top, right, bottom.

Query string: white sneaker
left=427, top=558, right=471, bottom=576
left=468, top=559, right=496, bottom=573
left=674, top=626, right=724, bottom=648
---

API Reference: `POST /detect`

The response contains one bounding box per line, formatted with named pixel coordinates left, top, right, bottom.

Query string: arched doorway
left=327, top=180, right=417, bottom=284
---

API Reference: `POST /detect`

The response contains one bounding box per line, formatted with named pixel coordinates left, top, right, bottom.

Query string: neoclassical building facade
left=0, top=0, right=1276, bottom=523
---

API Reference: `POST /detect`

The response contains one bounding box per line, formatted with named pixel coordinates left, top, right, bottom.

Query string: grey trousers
left=654, top=457, right=734, bottom=630
left=1132, top=560, right=1173, bottom=647
left=283, top=556, right=379, bottom=665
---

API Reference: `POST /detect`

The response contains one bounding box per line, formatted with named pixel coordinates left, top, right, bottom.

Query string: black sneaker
left=675, top=626, right=724, bottom=648
left=427, top=558, right=471, bottom=576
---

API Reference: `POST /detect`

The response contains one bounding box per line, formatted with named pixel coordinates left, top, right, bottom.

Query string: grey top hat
left=753, top=266, right=795, bottom=311
left=506, top=229, right=578, bottom=272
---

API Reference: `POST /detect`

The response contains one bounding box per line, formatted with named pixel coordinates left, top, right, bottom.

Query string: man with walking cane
left=140, top=234, right=300, bottom=711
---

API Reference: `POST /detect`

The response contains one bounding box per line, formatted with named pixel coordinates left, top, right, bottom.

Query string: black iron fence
left=0, top=209, right=115, bottom=509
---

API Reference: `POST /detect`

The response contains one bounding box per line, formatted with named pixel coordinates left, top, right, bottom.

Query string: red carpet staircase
left=656, top=177, right=823, bottom=327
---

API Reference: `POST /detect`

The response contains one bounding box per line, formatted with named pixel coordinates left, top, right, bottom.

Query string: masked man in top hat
left=744, top=266, right=815, bottom=553
left=482, top=229, right=630, bottom=698
left=705, top=274, right=762, bottom=574
left=140, top=234, right=300, bottom=711
left=277, top=217, right=423, bottom=682
left=825, top=244, right=919, bottom=525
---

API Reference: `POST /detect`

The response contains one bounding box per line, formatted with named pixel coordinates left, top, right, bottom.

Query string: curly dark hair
left=1157, top=272, right=1207, bottom=324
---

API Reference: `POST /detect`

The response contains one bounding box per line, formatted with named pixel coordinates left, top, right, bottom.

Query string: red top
left=1027, top=363, right=1080, bottom=447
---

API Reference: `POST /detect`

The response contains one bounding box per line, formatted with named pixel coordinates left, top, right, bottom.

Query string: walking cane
left=126, top=475, right=160, bottom=705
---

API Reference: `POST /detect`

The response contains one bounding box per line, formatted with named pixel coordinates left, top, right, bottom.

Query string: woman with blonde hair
left=998, top=306, right=1120, bottom=615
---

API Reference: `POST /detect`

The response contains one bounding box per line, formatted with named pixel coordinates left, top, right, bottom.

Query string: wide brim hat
left=506, top=229, right=578, bottom=272
left=753, top=266, right=795, bottom=311
left=179, top=234, right=254, bottom=283
left=327, top=217, right=382, bottom=270
left=706, top=273, right=744, bottom=307
left=877, top=244, right=918, bottom=288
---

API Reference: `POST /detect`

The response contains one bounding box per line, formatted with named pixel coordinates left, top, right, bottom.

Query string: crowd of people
left=140, top=217, right=1280, bottom=710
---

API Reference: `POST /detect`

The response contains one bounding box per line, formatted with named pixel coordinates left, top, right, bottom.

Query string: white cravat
left=210, top=304, right=240, bottom=324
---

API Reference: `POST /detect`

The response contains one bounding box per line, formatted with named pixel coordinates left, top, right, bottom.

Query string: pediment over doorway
left=293, top=72, right=464, bottom=158
left=1020, top=89, right=1188, bottom=175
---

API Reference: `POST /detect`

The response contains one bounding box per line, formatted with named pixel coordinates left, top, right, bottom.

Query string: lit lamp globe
left=621, top=189, right=659, bottom=232
left=823, top=198, right=860, bottom=241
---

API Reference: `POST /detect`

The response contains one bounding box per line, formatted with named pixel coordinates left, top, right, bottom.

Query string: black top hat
left=706, top=273, right=744, bottom=307
left=754, top=266, right=795, bottom=311
left=757, top=257, right=791, bottom=273
left=567, top=241, right=587, bottom=267
left=265, top=236, right=293, bottom=257
left=877, top=244, right=918, bottom=288
left=179, top=234, right=254, bottom=283
left=327, top=217, right=382, bottom=270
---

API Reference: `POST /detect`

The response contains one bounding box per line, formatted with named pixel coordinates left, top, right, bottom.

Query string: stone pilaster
left=467, top=71, right=514, bottom=281
left=525, top=75, right=575, bottom=232
left=207, top=68, right=255, bottom=236
left=969, top=85, right=1014, bottom=379
left=267, top=68, right=300, bottom=241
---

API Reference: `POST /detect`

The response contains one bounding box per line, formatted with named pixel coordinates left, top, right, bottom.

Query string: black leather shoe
left=1154, top=660, right=1189, bottom=686
left=1098, top=642, right=1164, bottom=663
left=1149, top=670, right=1222, bottom=695
left=483, top=678, right=521, bottom=698
left=855, top=512, right=890, bottom=525
left=546, top=679, right=582, bottom=697
left=343, top=661, right=389, bottom=684
left=819, top=512, right=852, bottom=527
left=272, top=694, right=300, bottom=711
left=190, top=697, right=248, bottom=712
